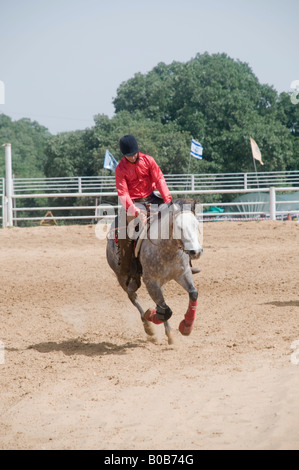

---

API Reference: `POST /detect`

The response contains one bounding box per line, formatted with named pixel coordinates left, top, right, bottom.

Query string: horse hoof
left=167, top=331, right=175, bottom=345
left=142, top=319, right=155, bottom=337
left=144, top=308, right=163, bottom=325
left=179, top=319, right=193, bottom=336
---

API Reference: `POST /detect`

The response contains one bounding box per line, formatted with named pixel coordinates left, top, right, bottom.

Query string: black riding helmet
left=119, top=135, right=139, bottom=157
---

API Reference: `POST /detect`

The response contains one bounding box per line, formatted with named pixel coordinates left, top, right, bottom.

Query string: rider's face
left=125, top=153, right=138, bottom=163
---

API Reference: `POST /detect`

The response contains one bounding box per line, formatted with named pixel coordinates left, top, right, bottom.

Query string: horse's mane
left=172, top=198, right=198, bottom=213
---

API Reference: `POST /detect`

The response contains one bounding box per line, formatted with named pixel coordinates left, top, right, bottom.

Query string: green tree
left=0, top=114, right=51, bottom=178
left=277, top=92, right=299, bottom=170
left=113, top=53, right=294, bottom=173
left=44, top=129, right=98, bottom=177
left=93, top=110, right=192, bottom=174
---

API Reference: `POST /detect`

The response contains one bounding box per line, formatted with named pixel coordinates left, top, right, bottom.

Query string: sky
left=0, top=0, right=298, bottom=135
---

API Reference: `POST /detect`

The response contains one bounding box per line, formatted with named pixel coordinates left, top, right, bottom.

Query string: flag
left=103, top=149, right=118, bottom=171
left=190, top=139, right=203, bottom=160
left=250, top=137, right=264, bottom=165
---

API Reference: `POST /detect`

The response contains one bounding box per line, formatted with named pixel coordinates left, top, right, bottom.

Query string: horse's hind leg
left=143, top=280, right=174, bottom=345
left=117, top=274, right=155, bottom=339
left=127, top=291, right=155, bottom=339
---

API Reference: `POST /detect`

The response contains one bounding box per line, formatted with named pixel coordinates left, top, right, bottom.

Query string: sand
left=0, top=221, right=299, bottom=450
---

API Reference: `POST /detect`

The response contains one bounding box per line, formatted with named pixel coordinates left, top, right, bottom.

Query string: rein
left=143, top=209, right=193, bottom=250
left=107, top=208, right=196, bottom=257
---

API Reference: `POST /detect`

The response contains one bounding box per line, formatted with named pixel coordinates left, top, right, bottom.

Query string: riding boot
left=118, top=236, right=135, bottom=284
left=118, top=236, right=141, bottom=292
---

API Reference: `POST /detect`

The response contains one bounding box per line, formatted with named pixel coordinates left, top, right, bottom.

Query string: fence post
left=269, top=187, right=276, bottom=220
left=191, top=174, right=195, bottom=191
left=1, top=179, right=5, bottom=228
left=244, top=173, right=248, bottom=190
left=2, top=143, right=13, bottom=227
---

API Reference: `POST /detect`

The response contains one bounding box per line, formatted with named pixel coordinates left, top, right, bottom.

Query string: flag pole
left=250, top=137, right=263, bottom=189
left=252, top=155, right=260, bottom=189
left=189, top=138, right=203, bottom=190
left=185, top=154, right=191, bottom=191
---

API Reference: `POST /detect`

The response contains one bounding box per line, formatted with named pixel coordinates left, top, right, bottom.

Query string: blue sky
left=0, top=0, right=298, bottom=134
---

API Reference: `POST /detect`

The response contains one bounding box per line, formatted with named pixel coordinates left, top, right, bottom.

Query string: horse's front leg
left=143, top=280, right=174, bottom=345
left=176, top=273, right=198, bottom=336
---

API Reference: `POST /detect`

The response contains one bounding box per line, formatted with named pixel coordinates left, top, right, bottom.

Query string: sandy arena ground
left=0, top=221, right=299, bottom=450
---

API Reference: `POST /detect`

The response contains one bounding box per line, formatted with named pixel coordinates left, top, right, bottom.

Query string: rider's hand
left=136, top=210, right=147, bottom=226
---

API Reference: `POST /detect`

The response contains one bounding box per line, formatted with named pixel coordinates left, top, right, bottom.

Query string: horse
left=106, top=199, right=203, bottom=344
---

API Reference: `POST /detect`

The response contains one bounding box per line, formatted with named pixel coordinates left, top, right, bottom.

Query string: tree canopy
left=1, top=52, right=298, bottom=179
left=113, top=53, right=295, bottom=173
left=0, top=114, right=51, bottom=178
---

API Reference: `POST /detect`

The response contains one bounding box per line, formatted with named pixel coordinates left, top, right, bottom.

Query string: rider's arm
left=148, top=157, right=172, bottom=203
left=115, top=168, right=140, bottom=217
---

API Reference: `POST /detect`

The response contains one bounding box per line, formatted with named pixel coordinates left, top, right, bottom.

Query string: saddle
left=112, top=214, right=146, bottom=287
left=113, top=203, right=171, bottom=291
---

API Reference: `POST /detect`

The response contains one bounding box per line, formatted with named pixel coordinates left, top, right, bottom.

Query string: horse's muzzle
left=187, top=248, right=203, bottom=259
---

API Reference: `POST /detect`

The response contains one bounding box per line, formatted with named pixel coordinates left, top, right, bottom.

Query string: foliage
left=43, top=129, right=98, bottom=177
left=277, top=92, right=299, bottom=170
left=93, top=111, right=192, bottom=174
left=1, top=52, right=298, bottom=182
left=113, top=53, right=295, bottom=173
left=0, top=114, right=51, bottom=178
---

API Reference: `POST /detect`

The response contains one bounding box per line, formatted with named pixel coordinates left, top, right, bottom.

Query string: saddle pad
left=134, top=223, right=148, bottom=258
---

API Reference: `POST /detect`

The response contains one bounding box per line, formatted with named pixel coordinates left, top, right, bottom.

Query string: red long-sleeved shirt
left=115, top=152, right=172, bottom=216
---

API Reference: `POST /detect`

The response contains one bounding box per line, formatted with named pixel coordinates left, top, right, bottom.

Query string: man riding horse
left=115, top=134, right=200, bottom=292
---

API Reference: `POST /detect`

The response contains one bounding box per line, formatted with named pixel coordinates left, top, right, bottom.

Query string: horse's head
left=172, top=204, right=203, bottom=259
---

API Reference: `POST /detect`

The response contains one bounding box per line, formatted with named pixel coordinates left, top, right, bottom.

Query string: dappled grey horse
left=106, top=201, right=203, bottom=344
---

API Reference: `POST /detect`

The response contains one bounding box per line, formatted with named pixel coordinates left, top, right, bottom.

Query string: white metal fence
left=1, top=172, right=299, bottom=227
left=0, top=178, right=4, bottom=228
left=11, top=171, right=299, bottom=195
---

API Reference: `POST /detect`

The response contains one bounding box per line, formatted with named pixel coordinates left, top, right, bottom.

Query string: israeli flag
left=190, top=139, right=203, bottom=160
left=103, top=149, right=118, bottom=171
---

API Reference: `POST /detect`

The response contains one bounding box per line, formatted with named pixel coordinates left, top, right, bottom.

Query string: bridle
left=145, top=209, right=196, bottom=251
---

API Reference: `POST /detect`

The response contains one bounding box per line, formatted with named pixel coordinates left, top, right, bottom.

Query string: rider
left=115, top=134, right=172, bottom=290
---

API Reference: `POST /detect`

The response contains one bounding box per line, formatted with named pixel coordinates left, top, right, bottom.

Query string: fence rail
left=1, top=171, right=299, bottom=227
left=0, top=178, right=4, bottom=228
left=11, top=171, right=299, bottom=194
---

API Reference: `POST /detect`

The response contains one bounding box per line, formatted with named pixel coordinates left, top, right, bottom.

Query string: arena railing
left=9, top=188, right=299, bottom=225
left=0, top=178, right=5, bottom=228
left=11, top=171, right=299, bottom=194
left=1, top=172, right=299, bottom=226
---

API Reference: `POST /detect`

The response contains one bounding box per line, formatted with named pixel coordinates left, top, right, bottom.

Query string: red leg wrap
left=144, top=308, right=163, bottom=325
left=179, top=300, right=197, bottom=336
